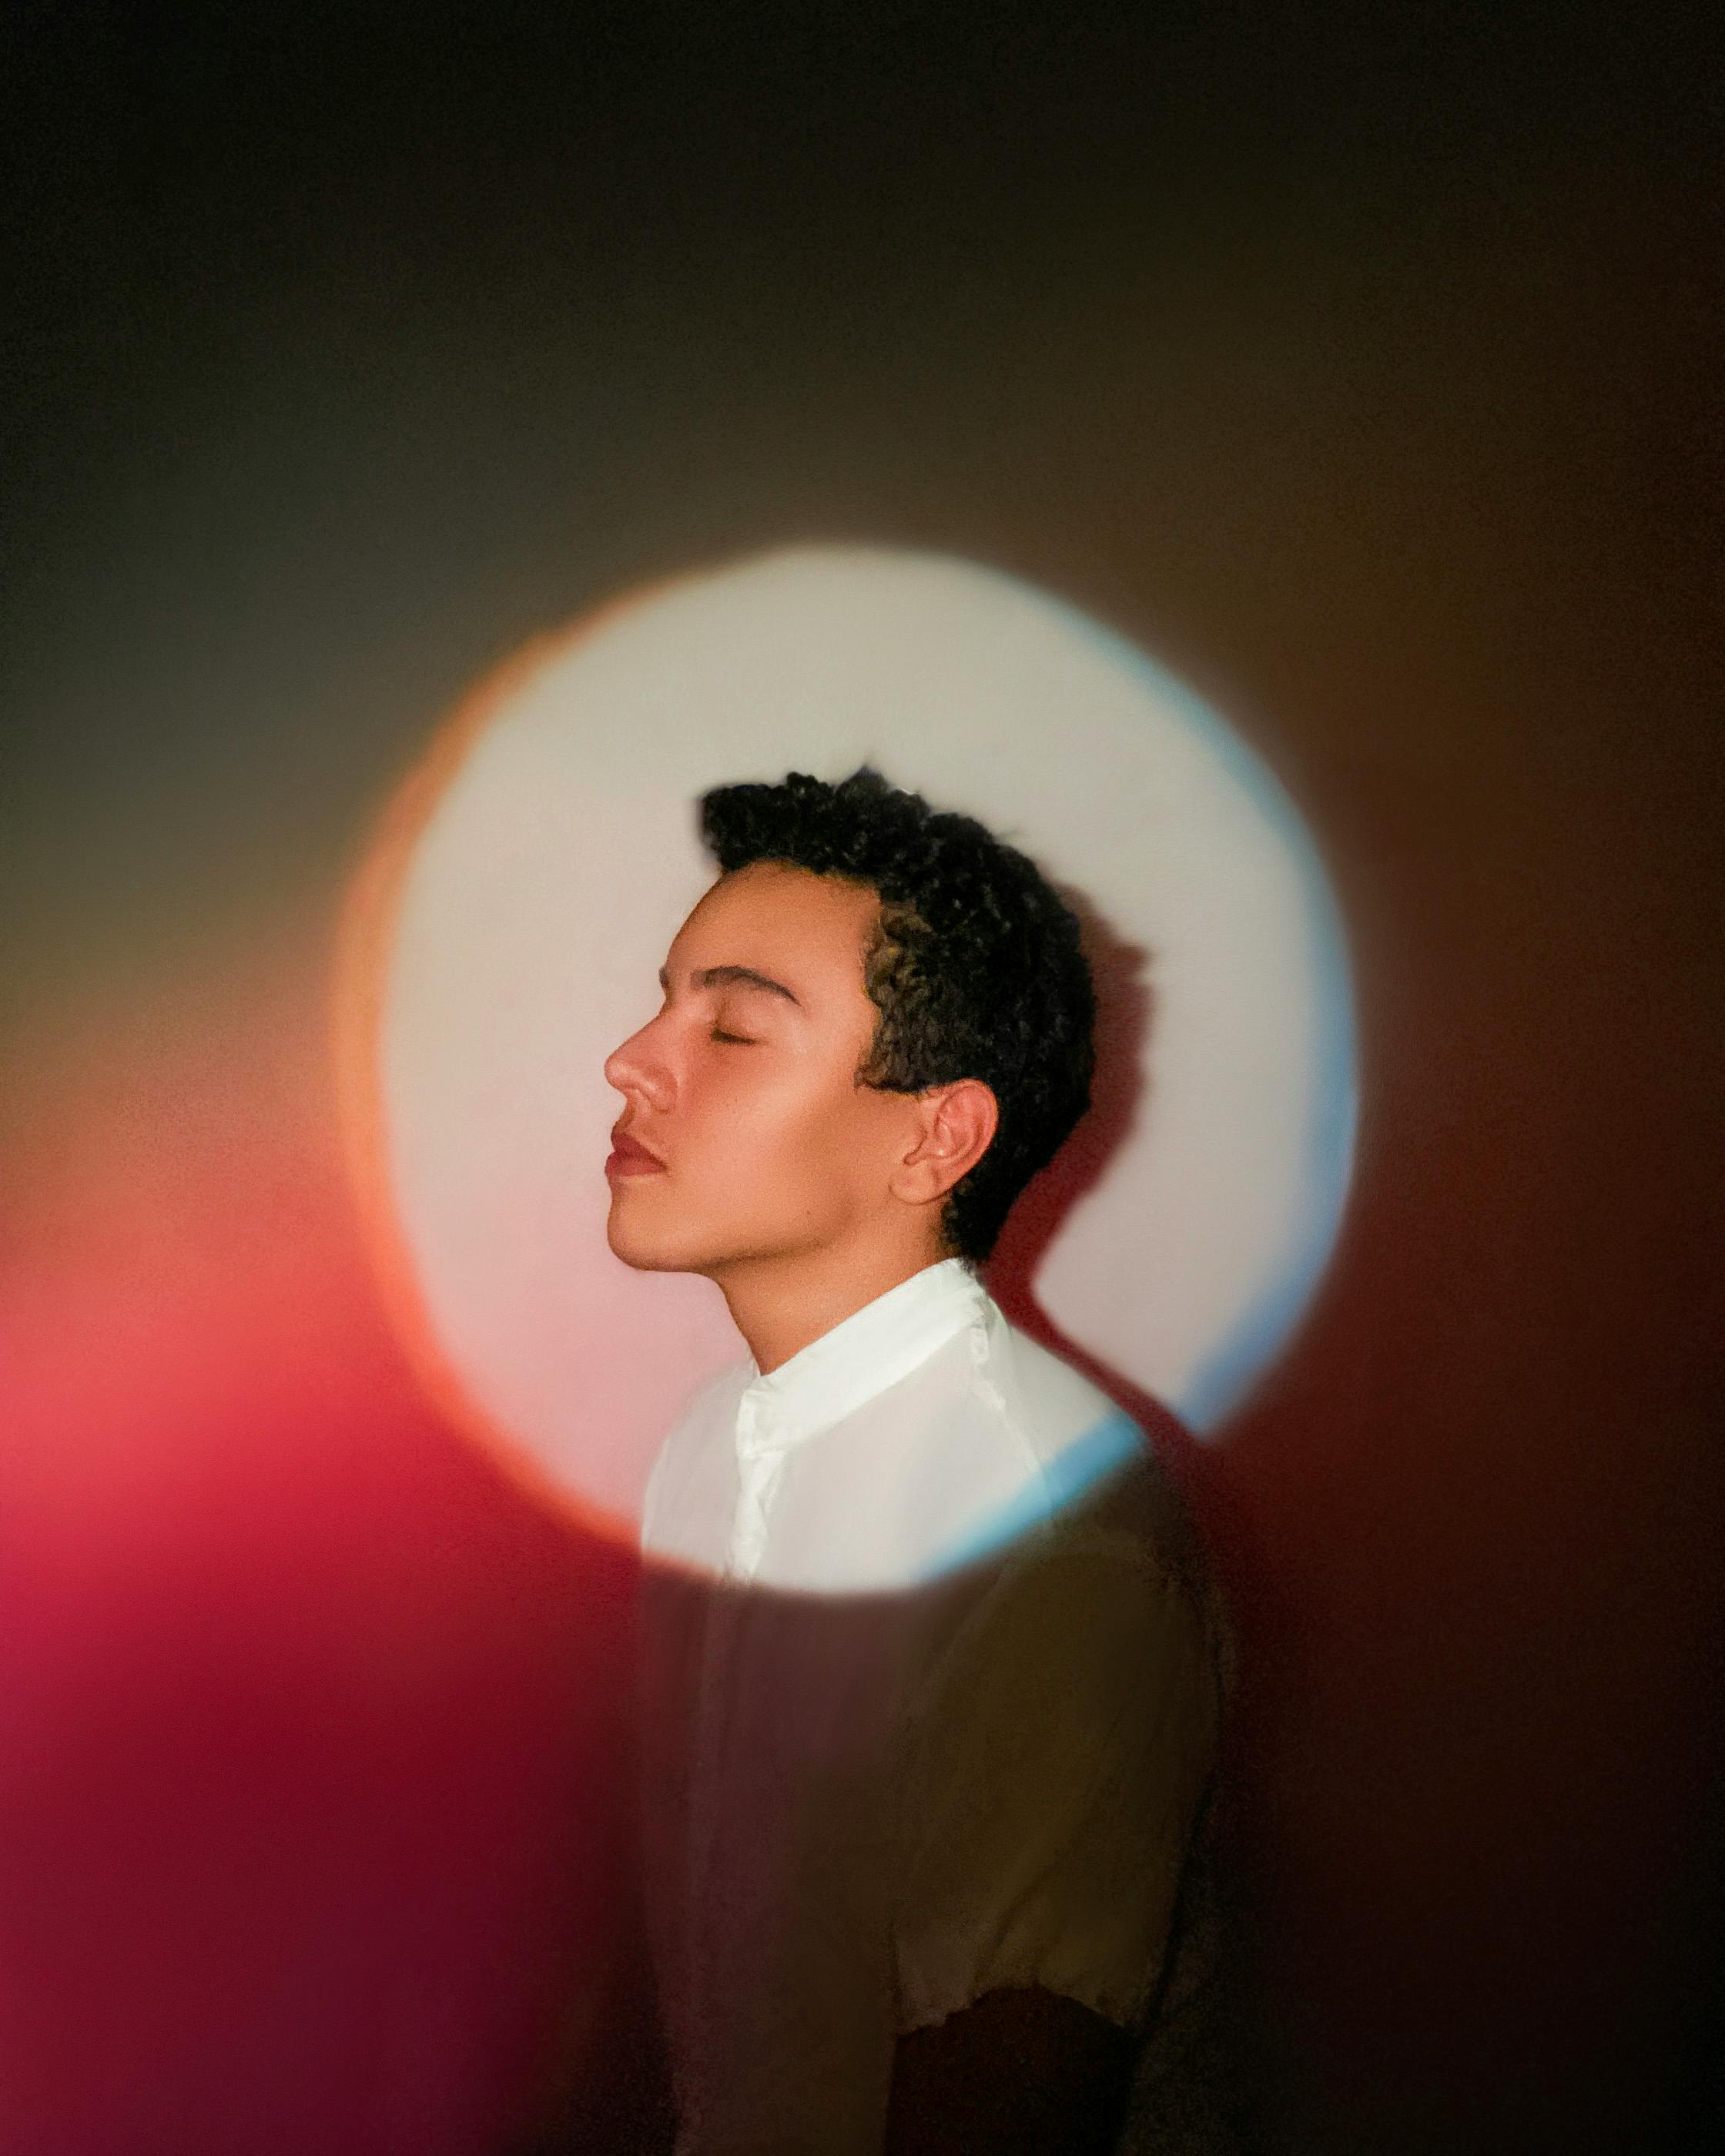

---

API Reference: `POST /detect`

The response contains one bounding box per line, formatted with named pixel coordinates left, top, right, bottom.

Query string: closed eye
left=711, top=1029, right=757, bottom=1046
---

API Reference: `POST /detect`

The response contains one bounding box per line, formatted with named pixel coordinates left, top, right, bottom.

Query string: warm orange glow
left=330, top=604, right=658, bottom=1551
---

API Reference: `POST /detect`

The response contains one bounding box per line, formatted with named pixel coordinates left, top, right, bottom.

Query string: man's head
left=603, top=765, right=1095, bottom=1281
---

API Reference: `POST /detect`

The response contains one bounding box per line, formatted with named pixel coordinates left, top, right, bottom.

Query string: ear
left=891, top=1079, right=999, bottom=1207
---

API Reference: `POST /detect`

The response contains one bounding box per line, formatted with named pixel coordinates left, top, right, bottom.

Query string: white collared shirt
left=636, top=1258, right=1225, bottom=2153
left=642, top=1257, right=1151, bottom=1595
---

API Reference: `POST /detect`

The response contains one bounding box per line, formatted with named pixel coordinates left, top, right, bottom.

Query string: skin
left=605, top=859, right=1130, bottom=2149
left=603, top=859, right=998, bottom=1373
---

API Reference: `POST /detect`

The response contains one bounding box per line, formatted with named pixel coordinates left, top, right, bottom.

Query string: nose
left=605, top=1016, right=672, bottom=1109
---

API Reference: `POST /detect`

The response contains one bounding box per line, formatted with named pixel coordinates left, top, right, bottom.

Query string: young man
left=604, top=767, right=1226, bottom=2154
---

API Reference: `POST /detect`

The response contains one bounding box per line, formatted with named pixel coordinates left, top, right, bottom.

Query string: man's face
left=603, top=862, right=919, bottom=1278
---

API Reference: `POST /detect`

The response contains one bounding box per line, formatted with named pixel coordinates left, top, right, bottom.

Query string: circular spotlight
left=336, top=547, right=1356, bottom=1547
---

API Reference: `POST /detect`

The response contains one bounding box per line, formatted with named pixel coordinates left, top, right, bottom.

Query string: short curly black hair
left=697, top=765, right=1096, bottom=1263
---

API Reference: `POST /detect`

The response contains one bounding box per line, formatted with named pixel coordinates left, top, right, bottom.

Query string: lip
left=606, top=1127, right=667, bottom=1177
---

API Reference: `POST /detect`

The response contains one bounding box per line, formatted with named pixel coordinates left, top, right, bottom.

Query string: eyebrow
left=658, top=962, right=803, bottom=1008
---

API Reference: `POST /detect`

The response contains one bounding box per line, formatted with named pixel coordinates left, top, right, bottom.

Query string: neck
left=715, top=1238, right=957, bottom=1376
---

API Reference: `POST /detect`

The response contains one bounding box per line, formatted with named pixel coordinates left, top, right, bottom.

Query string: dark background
left=3, top=6, right=1721, bottom=2151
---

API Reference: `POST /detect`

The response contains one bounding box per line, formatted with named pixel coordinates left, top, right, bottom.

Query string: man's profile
left=603, top=767, right=1226, bottom=2154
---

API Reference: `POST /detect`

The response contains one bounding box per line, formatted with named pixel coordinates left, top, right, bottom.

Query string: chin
left=605, top=1197, right=709, bottom=1276
left=606, top=1191, right=794, bottom=1281
left=605, top=1217, right=674, bottom=1272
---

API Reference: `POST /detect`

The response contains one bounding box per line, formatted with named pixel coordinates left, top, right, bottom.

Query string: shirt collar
left=735, top=1257, right=991, bottom=1461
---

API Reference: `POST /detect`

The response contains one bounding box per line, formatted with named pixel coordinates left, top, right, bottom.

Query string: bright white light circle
left=340, top=546, right=1355, bottom=1537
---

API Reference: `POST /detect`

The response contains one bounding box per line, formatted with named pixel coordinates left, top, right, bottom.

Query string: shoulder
left=993, top=1309, right=1208, bottom=1521
left=989, top=1316, right=1130, bottom=1448
left=983, top=1314, right=1171, bottom=1508
left=929, top=1309, right=1175, bottom=1568
left=956, top=1306, right=1228, bottom=1666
